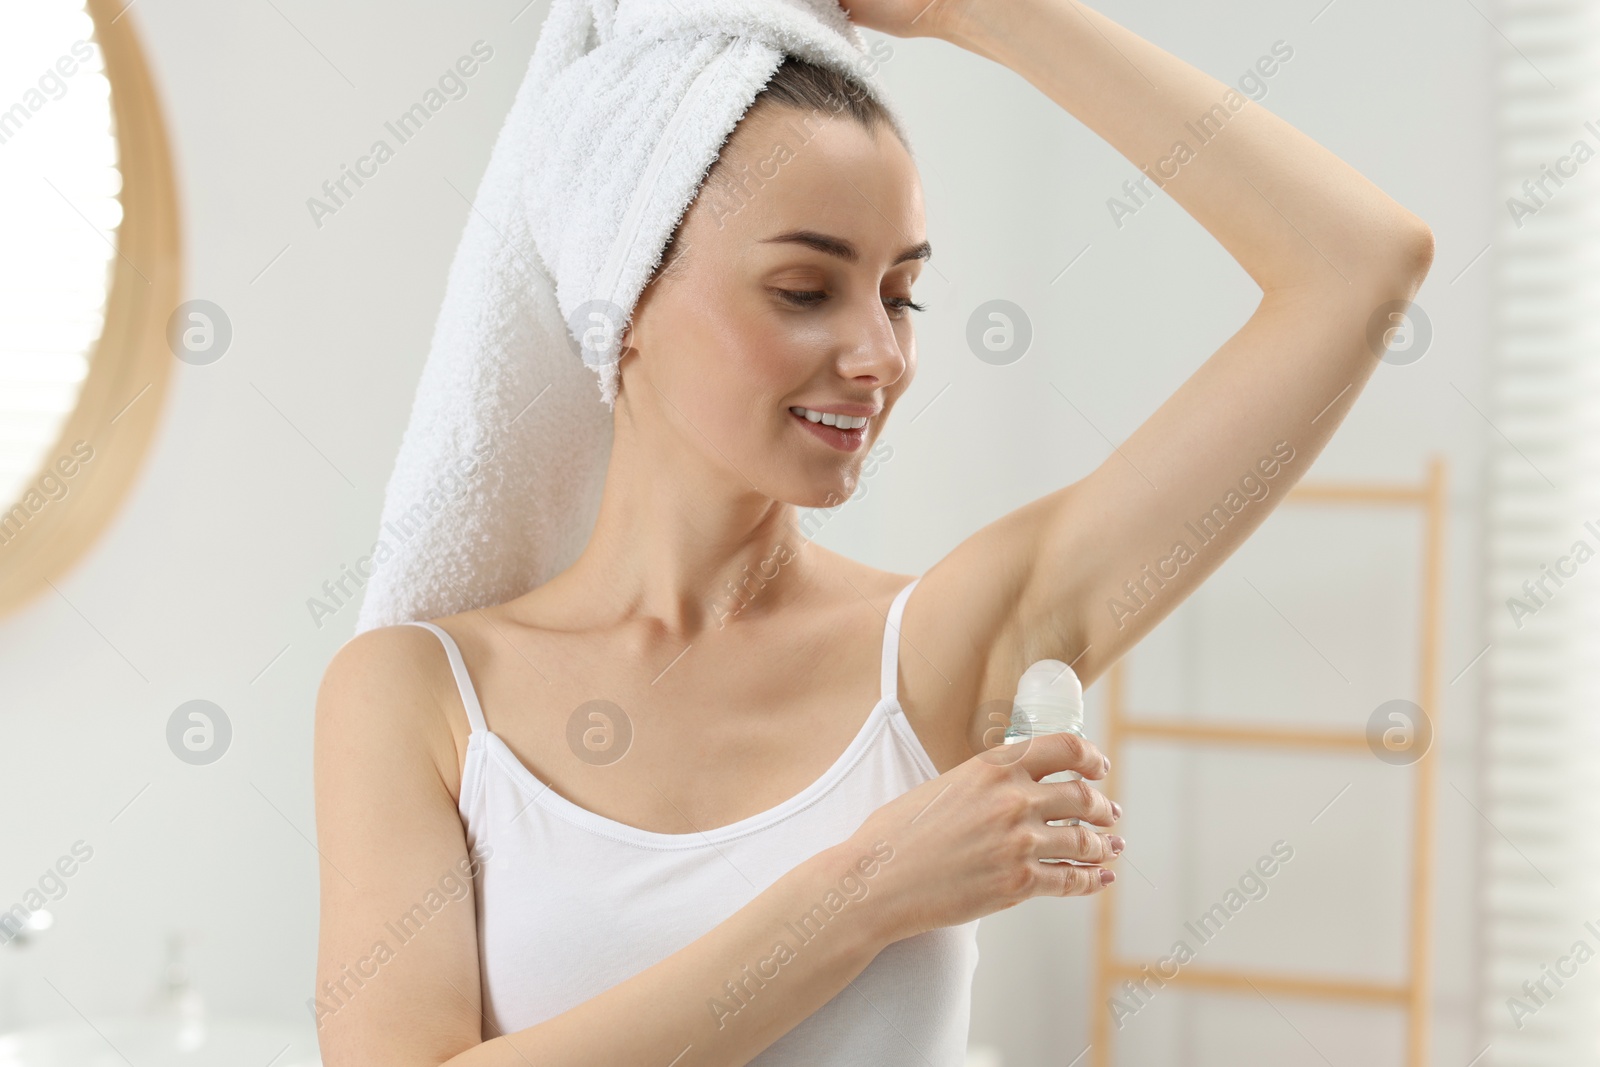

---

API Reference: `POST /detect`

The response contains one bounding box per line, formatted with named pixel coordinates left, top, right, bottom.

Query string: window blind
left=1484, top=0, right=1600, bottom=1061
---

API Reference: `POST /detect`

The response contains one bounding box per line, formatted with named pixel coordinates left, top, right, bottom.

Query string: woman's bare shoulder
left=803, top=543, right=915, bottom=605
left=316, top=624, right=465, bottom=796
left=320, top=622, right=456, bottom=701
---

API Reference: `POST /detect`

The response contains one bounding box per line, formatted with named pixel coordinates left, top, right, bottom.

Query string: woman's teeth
left=789, top=406, right=869, bottom=430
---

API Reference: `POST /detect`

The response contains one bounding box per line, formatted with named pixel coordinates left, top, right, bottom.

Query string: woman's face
left=616, top=102, right=928, bottom=510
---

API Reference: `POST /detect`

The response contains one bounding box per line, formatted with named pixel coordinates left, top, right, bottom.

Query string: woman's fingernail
left=1111, top=800, right=1123, bottom=821
left=1100, top=869, right=1116, bottom=885
left=1108, top=835, right=1125, bottom=855
left=1101, top=755, right=1111, bottom=775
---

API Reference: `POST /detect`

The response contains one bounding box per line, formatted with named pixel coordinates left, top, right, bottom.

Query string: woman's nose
left=839, top=301, right=910, bottom=386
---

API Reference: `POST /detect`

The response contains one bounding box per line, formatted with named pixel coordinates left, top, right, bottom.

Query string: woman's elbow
left=1351, top=214, right=1435, bottom=303
left=1396, top=216, right=1436, bottom=282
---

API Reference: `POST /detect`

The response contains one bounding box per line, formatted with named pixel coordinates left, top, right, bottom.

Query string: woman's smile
left=788, top=404, right=871, bottom=451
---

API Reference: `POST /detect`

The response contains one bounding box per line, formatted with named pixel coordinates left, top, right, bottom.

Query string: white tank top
left=405, top=576, right=980, bottom=1064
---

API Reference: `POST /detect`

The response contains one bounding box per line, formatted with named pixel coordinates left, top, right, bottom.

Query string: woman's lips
left=790, top=409, right=866, bottom=452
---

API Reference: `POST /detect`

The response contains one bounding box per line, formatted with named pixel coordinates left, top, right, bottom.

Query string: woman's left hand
left=837, top=0, right=971, bottom=41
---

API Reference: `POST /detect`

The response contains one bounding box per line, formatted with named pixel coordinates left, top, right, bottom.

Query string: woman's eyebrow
left=759, top=229, right=931, bottom=266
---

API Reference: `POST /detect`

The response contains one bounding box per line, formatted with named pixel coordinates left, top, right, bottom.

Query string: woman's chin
left=790, top=479, right=860, bottom=511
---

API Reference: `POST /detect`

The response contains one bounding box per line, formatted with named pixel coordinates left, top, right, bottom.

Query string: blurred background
left=1, top=0, right=1592, bottom=1064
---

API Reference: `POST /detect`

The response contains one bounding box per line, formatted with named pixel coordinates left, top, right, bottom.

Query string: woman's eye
left=775, top=289, right=827, bottom=307
left=773, top=289, right=927, bottom=315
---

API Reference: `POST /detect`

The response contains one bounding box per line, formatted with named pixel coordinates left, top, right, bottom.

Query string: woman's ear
left=613, top=317, right=640, bottom=400
left=621, top=267, right=667, bottom=357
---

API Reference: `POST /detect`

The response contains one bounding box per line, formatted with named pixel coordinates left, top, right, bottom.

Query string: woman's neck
left=544, top=418, right=826, bottom=638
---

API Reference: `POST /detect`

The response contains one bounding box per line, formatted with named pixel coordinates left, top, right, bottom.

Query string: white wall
left=0, top=1, right=1493, bottom=1064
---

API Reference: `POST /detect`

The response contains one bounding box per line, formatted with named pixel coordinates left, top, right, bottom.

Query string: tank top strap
left=879, top=576, right=921, bottom=708
left=404, top=621, right=488, bottom=735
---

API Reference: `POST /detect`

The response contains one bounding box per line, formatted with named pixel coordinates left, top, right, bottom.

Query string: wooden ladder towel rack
left=1089, top=456, right=1448, bottom=1066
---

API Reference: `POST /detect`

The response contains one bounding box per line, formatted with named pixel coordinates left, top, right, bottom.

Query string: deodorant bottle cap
left=1013, top=659, right=1085, bottom=736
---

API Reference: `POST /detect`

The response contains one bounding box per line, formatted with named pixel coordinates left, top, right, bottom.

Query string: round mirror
left=0, top=0, right=180, bottom=616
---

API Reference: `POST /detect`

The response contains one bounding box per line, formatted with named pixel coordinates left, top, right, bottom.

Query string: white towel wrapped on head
left=352, top=0, right=909, bottom=635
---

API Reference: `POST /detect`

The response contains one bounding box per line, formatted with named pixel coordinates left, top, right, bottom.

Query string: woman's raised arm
left=858, top=0, right=1434, bottom=725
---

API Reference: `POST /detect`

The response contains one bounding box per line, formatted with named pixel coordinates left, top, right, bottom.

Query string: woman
left=312, top=0, right=1434, bottom=1063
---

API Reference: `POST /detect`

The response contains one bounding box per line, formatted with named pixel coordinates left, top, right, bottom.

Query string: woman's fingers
left=1014, top=730, right=1108, bottom=782
left=1040, top=860, right=1116, bottom=897
left=1038, top=821, right=1123, bottom=865
left=1039, top=776, right=1120, bottom=828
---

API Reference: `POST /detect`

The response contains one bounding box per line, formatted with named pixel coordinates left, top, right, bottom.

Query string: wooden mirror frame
left=0, top=0, right=181, bottom=617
